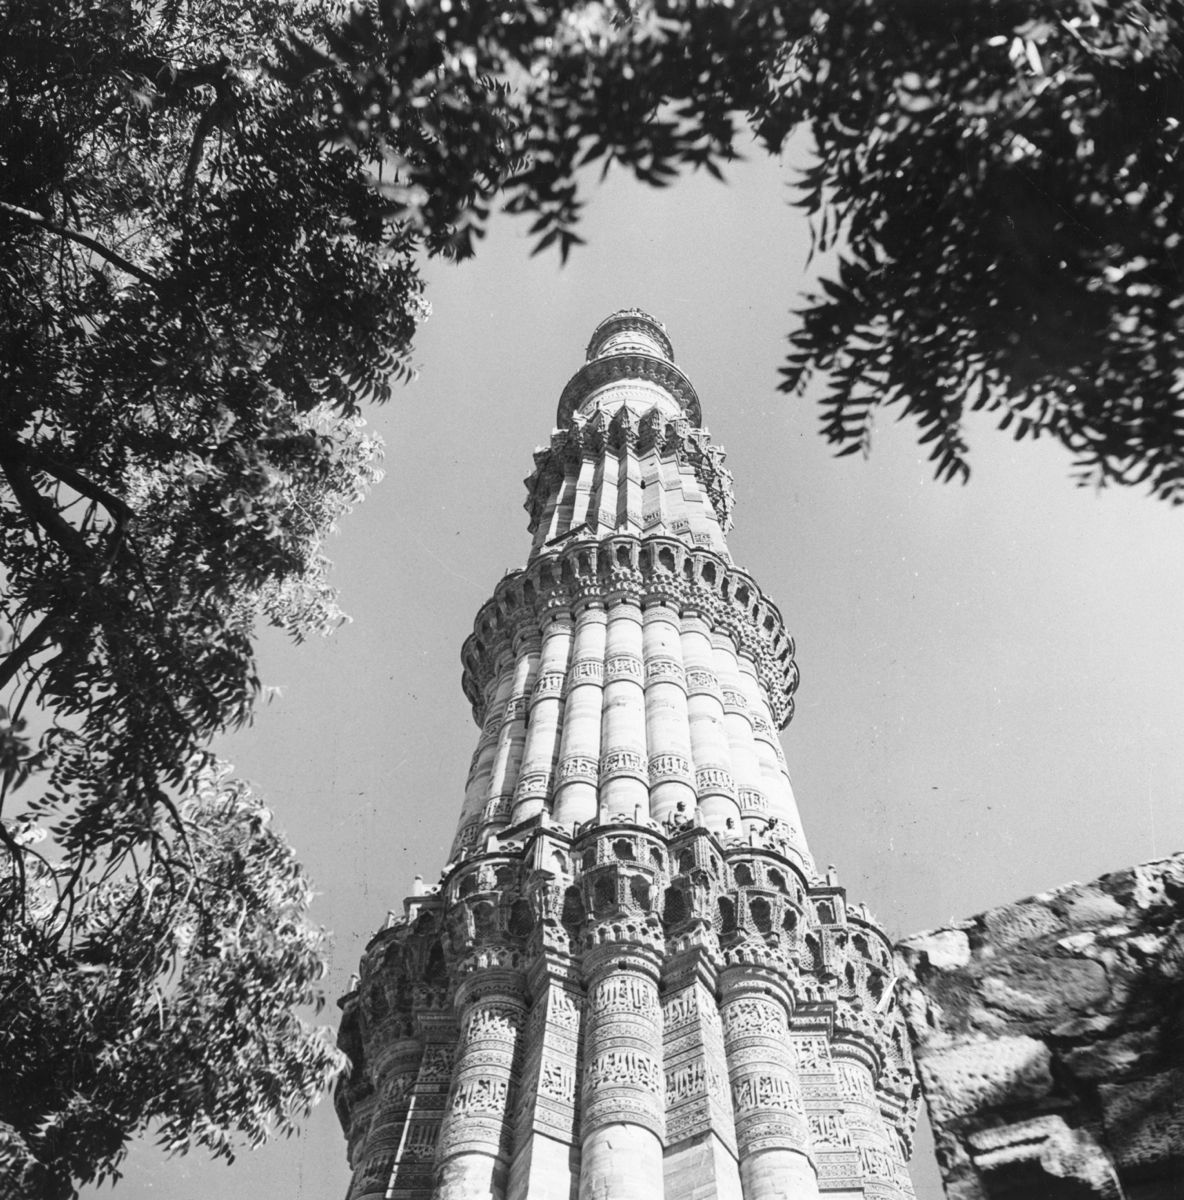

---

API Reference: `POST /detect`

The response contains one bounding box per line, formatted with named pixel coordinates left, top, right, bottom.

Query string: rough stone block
left=920, top=1036, right=1053, bottom=1126
left=909, top=928, right=972, bottom=971
left=898, top=852, right=1184, bottom=1200
left=978, top=956, right=1109, bottom=1020
left=980, top=900, right=1062, bottom=949
left=1099, top=1067, right=1184, bottom=1173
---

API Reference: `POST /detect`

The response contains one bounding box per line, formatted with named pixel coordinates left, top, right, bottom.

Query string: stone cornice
left=460, top=535, right=797, bottom=729
left=557, top=352, right=701, bottom=428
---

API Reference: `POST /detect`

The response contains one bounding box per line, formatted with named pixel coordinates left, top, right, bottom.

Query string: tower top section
left=556, top=308, right=701, bottom=428
left=586, top=308, right=674, bottom=362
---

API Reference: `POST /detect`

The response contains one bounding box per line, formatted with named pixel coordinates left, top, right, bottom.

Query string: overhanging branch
left=0, top=201, right=160, bottom=289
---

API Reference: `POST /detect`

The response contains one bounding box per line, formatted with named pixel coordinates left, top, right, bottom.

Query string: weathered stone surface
left=1061, top=1028, right=1163, bottom=1083
left=978, top=956, right=1109, bottom=1019
left=907, top=928, right=973, bottom=971
left=897, top=852, right=1184, bottom=1200
left=1099, top=1067, right=1184, bottom=1172
left=968, top=1115, right=1122, bottom=1200
left=919, top=1037, right=1052, bottom=1126
left=980, top=900, right=1062, bottom=949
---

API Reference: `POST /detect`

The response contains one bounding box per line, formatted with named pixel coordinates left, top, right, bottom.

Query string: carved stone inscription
left=514, top=982, right=583, bottom=1143
left=663, top=981, right=736, bottom=1152
left=581, top=968, right=665, bottom=1139
left=720, top=992, right=809, bottom=1155
left=436, top=997, right=523, bottom=1163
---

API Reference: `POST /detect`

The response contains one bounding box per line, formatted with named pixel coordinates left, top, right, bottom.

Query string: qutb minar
left=335, top=312, right=919, bottom=1200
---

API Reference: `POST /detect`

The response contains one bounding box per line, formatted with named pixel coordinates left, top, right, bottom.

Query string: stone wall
left=895, top=853, right=1184, bottom=1200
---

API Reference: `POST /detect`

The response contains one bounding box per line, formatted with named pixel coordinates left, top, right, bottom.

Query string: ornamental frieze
left=584, top=1049, right=663, bottom=1094
left=342, top=814, right=916, bottom=1199
left=461, top=537, right=795, bottom=730
left=644, top=656, right=685, bottom=685
left=604, top=653, right=644, bottom=681
left=648, top=753, right=693, bottom=783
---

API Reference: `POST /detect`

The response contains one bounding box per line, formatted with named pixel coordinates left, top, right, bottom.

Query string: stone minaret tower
left=336, top=312, right=918, bottom=1200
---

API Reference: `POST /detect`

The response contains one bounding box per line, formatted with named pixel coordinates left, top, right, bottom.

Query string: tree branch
left=0, top=436, right=134, bottom=523
left=0, top=201, right=160, bottom=289
left=0, top=449, right=90, bottom=562
left=180, top=101, right=222, bottom=215
left=121, top=54, right=231, bottom=105
left=0, top=608, right=65, bottom=695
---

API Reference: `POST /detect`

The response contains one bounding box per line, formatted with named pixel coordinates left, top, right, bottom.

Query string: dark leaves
left=779, top=0, right=1184, bottom=500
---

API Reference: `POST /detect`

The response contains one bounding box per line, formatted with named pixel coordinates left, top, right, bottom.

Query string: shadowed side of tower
left=335, top=313, right=919, bottom=1200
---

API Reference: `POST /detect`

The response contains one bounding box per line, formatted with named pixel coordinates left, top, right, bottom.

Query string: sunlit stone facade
left=335, top=312, right=919, bottom=1200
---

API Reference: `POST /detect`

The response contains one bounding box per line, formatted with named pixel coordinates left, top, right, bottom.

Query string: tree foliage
left=777, top=0, right=1184, bottom=498
left=0, top=768, right=342, bottom=1200
left=0, top=0, right=410, bottom=873
left=297, top=0, right=1184, bottom=499
left=0, top=0, right=408, bottom=1190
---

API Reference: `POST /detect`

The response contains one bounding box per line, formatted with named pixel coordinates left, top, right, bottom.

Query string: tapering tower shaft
left=336, top=312, right=918, bottom=1200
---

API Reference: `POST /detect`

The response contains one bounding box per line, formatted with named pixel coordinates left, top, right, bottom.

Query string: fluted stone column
left=452, top=665, right=514, bottom=858
left=481, top=636, right=539, bottom=840
left=735, top=656, right=810, bottom=869
left=390, top=1002, right=458, bottom=1199
left=512, top=612, right=572, bottom=825
left=349, top=1032, right=424, bottom=1200
left=578, top=944, right=666, bottom=1200
left=832, top=1043, right=906, bottom=1200
left=718, top=971, right=819, bottom=1200
left=643, top=603, right=697, bottom=825
left=682, top=613, right=741, bottom=832
left=553, top=603, right=606, bottom=827
left=434, top=972, right=527, bottom=1200
left=712, top=637, right=769, bottom=833
left=598, top=601, right=648, bottom=818
left=793, top=1026, right=858, bottom=1197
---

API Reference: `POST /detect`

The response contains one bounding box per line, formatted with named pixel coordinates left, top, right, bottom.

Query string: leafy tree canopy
left=0, top=0, right=412, bottom=1191
left=295, top=0, right=1184, bottom=499
left=1, top=768, right=341, bottom=1200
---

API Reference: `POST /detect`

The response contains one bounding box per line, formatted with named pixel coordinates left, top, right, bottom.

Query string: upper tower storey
left=525, top=309, right=731, bottom=559
left=556, top=308, right=700, bottom=426
left=462, top=313, right=802, bottom=861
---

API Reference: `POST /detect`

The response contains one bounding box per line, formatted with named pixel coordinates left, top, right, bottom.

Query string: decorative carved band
left=649, top=753, right=693, bottom=783
left=605, top=653, right=644, bottom=682
left=556, top=352, right=701, bottom=429
left=462, top=537, right=796, bottom=730
left=533, top=670, right=566, bottom=699
left=556, top=756, right=598, bottom=783
left=695, top=766, right=736, bottom=797
left=645, top=656, right=686, bottom=686
left=685, top=667, right=723, bottom=698
left=738, top=788, right=769, bottom=813
left=599, top=749, right=648, bottom=781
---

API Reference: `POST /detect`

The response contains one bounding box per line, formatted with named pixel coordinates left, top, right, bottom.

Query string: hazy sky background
left=88, top=141, right=1184, bottom=1200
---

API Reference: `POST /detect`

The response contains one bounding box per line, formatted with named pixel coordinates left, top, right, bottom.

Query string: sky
left=86, top=141, right=1184, bottom=1200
